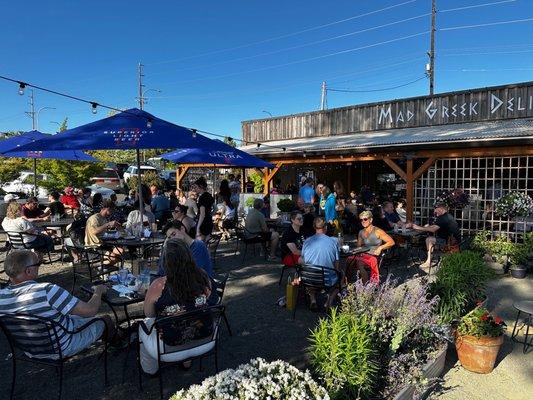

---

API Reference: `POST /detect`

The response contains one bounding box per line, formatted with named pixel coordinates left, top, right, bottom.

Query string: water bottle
left=139, top=267, right=151, bottom=294
left=337, top=232, right=344, bottom=247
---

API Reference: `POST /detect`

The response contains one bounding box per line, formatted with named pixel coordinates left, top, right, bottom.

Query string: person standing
left=151, top=189, right=171, bottom=222
left=298, top=178, right=315, bottom=204
left=192, top=177, right=214, bottom=242
left=322, top=185, right=338, bottom=236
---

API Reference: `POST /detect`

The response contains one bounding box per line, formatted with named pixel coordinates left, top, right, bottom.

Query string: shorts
left=282, top=254, right=300, bottom=267
left=62, top=316, right=105, bottom=358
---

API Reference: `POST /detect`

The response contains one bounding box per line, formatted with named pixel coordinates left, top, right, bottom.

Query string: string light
left=257, top=143, right=261, bottom=148
left=191, top=128, right=197, bottom=138
left=18, top=82, right=25, bottom=96
left=146, top=118, right=153, bottom=128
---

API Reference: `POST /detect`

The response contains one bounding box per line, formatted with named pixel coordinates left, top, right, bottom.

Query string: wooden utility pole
left=320, top=81, right=327, bottom=110
left=429, top=0, right=436, bottom=95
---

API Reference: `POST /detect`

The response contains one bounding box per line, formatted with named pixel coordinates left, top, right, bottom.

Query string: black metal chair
left=234, top=226, right=269, bottom=261
left=137, top=305, right=225, bottom=399
left=0, top=313, right=108, bottom=400
left=211, top=273, right=232, bottom=336
left=207, top=234, right=222, bottom=268
left=5, top=231, right=57, bottom=264
left=293, top=264, right=342, bottom=319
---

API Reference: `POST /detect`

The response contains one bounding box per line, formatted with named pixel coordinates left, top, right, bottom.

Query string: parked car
left=123, top=165, right=158, bottom=183
left=90, top=168, right=123, bottom=192
left=87, top=184, right=115, bottom=199
left=1, top=171, right=49, bottom=198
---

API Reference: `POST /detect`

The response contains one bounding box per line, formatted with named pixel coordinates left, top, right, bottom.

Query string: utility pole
left=25, top=90, right=36, bottom=130
left=138, top=62, right=145, bottom=110
left=428, top=0, right=436, bottom=95
left=320, top=81, right=327, bottom=110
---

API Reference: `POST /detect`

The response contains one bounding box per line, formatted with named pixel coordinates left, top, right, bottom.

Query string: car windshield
left=98, top=170, right=119, bottom=178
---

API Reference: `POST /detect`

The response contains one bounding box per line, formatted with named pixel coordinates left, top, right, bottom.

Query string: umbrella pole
left=33, top=158, right=37, bottom=197
left=136, top=149, right=144, bottom=229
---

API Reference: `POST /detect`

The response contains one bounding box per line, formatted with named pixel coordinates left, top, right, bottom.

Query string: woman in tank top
left=349, top=210, right=394, bottom=284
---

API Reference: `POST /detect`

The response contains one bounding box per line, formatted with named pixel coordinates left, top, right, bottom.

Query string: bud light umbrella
left=7, top=108, right=230, bottom=218
left=158, top=141, right=274, bottom=168
left=0, top=130, right=98, bottom=196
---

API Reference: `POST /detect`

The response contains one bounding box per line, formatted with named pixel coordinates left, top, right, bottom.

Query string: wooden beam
left=383, top=157, right=407, bottom=180
left=263, top=162, right=284, bottom=195
left=406, top=159, right=414, bottom=222
left=266, top=155, right=384, bottom=165
left=413, top=157, right=437, bottom=181
left=415, top=145, right=533, bottom=158
left=176, top=166, right=190, bottom=189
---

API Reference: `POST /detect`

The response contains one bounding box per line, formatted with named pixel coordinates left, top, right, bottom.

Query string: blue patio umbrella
left=0, top=130, right=98, bottom=195
left=7, top=108, right=235, bottom=217
left=159, top=141, right=274, bottom=168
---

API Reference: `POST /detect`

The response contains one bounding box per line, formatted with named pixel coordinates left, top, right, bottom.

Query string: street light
left=50, top=121, right=61, bottom=132
left=36, top=107, right=56, bottom=130
left=137, top=88, right=162, bottom=109
left=262, top=110, right=273, bottom=117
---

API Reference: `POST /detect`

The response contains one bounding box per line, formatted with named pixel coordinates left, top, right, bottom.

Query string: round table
left=511, top=300, right=533, bottom=353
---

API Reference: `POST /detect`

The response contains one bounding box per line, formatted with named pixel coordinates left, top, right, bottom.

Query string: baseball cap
left=3, top=194, right=19, bottom=202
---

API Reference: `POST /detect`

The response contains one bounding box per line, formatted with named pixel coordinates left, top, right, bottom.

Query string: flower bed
left=170, top=357, right=329, bottom=400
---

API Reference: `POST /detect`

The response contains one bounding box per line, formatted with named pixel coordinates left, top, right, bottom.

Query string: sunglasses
left=359, top=218, right=370, bottom=222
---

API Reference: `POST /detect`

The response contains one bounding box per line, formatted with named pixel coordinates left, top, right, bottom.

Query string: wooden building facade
left=239, top=81, right=533, bottom=239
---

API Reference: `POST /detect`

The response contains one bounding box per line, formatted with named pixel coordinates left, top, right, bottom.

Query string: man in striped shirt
left=0, top=250, right=114, bottom=358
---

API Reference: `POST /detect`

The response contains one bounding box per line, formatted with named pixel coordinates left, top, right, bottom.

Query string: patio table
left=102, top=234, right=165, bottom=271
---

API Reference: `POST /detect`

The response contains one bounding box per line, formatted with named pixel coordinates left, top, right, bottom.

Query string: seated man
left=280, top=211, right=304, bottom=267
left=382, top=201, right=403, bottom=230
left=244, top=198, right=279, bottom=261
left=151, top=189, right=171, bottom=222
left=298, top=216, right=341, bottom=310
left=85, top=199, right=123, bottom=266
left=1, top=202, right=55, bottom=255
left=21, top=197, right=47, bottom=222
left=160, top=220, right=213, bottom=278
left=410, top=202, right=461, bottom=270
left=0, top=250, right=115, bottom=357
left=43, top=191, right=66, bottom=217
left=60, top=186, right=80, bottom=214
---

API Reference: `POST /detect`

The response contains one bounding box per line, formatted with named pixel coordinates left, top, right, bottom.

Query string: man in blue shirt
left=150, top=188, right=171, bottom=222
left=299, top=216, right=340, bottom=310
left=159, top=220, right=213, bottom=277
left=383, top=201, right=402, bottom=229
left=298, top=178, right=315, bottom=204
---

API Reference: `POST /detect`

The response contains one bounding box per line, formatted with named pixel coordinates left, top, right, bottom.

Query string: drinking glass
left=118, top=268, right=129, bottom=285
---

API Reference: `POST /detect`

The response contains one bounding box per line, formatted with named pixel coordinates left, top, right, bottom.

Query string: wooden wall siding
left=242, top=81, right=533, bottom=143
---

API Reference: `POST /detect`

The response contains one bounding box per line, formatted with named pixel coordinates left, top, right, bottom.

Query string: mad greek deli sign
left=375, top=82, right=533, bottom=129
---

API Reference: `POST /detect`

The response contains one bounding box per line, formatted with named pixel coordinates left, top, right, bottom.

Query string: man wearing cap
left=60, top=186, right=80, bottom=213
left=1, top=193, right=19, bottom=224
left=409, top=203, right=461, bottom=270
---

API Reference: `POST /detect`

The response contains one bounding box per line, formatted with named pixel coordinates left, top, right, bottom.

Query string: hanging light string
left=0, top=74, right=288, bottom=152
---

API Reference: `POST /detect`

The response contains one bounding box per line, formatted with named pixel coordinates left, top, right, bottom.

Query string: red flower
left=480, top=314, right=489, bottom=321
left=494, top=317, right=504, bottom=325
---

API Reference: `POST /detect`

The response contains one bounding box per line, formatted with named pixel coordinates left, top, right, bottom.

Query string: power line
left=328, top=76, right=426, bottom=93
left=441, top=17, right=533, bottom=32
left=440, top=0, right=517, bottom=13
left=158, top=31, right=430, bottom=86
left=150, top=13, right=430, bottom=77
left=147, top=0, right=417, bottom=66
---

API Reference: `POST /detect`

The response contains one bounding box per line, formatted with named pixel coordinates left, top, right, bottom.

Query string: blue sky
left=1, top=0, right=532, bottom=141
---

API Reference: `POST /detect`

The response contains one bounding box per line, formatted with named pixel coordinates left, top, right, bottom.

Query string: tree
left=0, top=131, right=32, bottom=184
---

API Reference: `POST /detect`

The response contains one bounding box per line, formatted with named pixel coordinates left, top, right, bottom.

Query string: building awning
left=240, top=118, right=533, bottom=157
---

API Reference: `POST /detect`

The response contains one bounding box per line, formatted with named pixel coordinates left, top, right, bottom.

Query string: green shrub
left=248, top=171, right=264, bottom=193
left=245, top=196, right=258, bottom=208
left=127, top=171, right=163, bottom=190
left=309, top=309, right=379, bottom=399
left=277, top=198, right=295, bottom=212
left=471, top=230, right=492, bottom=254
left=430, top=251, right=494, bottom=324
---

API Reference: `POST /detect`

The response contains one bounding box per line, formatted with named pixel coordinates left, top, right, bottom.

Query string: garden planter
left=393, top=344, right=448, bottom=400
left=455, top=334, right=503, bottom=374
left=510, top=265, right=527, bottom=279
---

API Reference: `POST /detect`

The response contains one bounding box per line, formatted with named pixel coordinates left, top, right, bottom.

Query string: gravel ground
left=1, top=240, right=531, bottom=399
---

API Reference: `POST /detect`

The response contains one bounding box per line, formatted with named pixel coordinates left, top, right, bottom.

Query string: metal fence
left=414, top=156, right=533, bottom=241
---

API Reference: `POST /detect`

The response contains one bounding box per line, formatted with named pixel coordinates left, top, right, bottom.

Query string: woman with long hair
left=139, top=239, right=212, bottom=374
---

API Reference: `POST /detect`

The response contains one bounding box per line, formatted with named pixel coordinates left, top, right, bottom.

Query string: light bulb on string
left=18, top=82, right=26, bottom=96
left=91, top=102, right=98, bottom=114
left=146, top=119, right=153, bottom=128
left=191, top=129, right=197, bottom=138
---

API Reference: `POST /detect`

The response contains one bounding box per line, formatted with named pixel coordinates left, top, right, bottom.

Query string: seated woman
left=346, top=211, right=394, bottom=284
left=171, top=204, right=196, bottom=239
left=1, top=202, right=54, bottom=255
left=126, top=199, right=156, bottom=236
left=139, top=239, right=212, bottom=374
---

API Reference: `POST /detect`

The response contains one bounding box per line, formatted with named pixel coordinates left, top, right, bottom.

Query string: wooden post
left=241, top=168, right=245, bottom=193
left=262, top=162, right=284, bottom=195
left=176, top=166, right=190, bottom=189
left=406, top=159, right=414, bottom=222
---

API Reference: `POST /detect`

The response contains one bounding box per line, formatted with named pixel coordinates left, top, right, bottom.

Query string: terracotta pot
left=455, top=334, right=503, bottom=374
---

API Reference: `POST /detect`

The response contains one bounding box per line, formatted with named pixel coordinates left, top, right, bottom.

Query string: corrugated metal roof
left=240, top=118, right=533, bottom=155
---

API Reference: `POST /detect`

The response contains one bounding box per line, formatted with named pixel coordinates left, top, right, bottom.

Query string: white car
left=87, top=184, right=115, bottom=199
left=123, top=165, right=158, bottom=183
left=1, top=171, right=49, bottom=198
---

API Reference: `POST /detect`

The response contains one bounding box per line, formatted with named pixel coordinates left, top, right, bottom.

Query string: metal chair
left=211, top=273, right=232, bottom=336
left=4, top=231, right=58, bottom=264
left=293, top=264, right=342, bottom=319
left=0, top=313, right=108, bottom=400
left=207, top=234, right=222, bottom=268
left=137, top=305, right=225, bottom=399
left=234, top=226, right=269, bottom=261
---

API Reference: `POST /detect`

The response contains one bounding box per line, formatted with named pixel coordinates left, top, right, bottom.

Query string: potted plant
left=508, top=242, right=528, bottom=279
left=495, top=191, right=533, bottom=219
left=455, top=307, right=506, bottom=374
left=277, top=198, right=295, bottom=222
